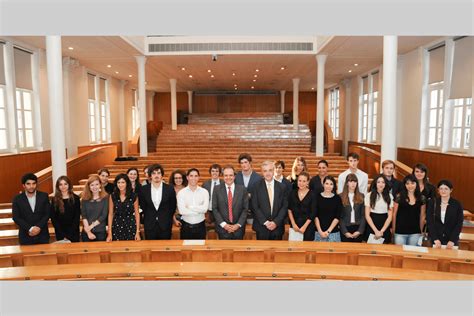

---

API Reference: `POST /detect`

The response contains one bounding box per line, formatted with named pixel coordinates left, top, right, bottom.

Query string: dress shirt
left=208, top=179, right=220, bottom=210
left=27, top=192, right=36, bottom=213
left=177, top=186, right=209, bottom=224
left=274, top=175, right=283, bottom=183
left=440, top=202, right=448, bottom=224
left=337, top=168, right=368, bottom=194
left=151, top=182, right=163, bottom=211
left=263, top=179, right=274, bottom=226
left=219, top=183, right=237, bottom=228
left=242, top=172, right=251, bottom=188
left=348, top=192, right=355, bottom=223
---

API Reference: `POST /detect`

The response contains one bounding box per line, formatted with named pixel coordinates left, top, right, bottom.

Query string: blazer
left=12, top=191, right=51, bottom=245
left=427, top=197, right=464, bottom=245
left=235, top=171, right=262, bottom=193
left=251, top=179, right=288, bottom=235
left=339, top=201, right=366, bottom=235
left=139, top=182, right=177, bottom=232
left=203, top=179, right=225, bottom=205
left=212, top=183, right=249, bottom=238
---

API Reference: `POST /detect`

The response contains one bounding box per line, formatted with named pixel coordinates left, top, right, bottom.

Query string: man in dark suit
left=12, top=173, right=51, bottom=245
left=139, top=164, right=177, bottom=240
left=251, top=161, right=288, bottom=240
left=202, top=163, right=224, bottom=225
left=235, top=153, right=262, bottom=193
left=212, top=165, right=249, bottom=240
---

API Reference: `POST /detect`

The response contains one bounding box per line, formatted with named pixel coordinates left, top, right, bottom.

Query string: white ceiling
left=7, top=35, right=442, bottom=92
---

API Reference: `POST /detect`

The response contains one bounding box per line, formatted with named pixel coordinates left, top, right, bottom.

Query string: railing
left=35, top=145, right=118, bottom=194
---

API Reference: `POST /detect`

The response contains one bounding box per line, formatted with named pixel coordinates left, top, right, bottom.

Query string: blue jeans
left=394, top=233, right=422, bottom=246
left=314, top=231, right=341, bottom=242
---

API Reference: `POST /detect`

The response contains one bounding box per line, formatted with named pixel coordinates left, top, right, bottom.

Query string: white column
left=148, top=91, right=155, bottom=122
left=280, top=90, right=286, bottom=113
left=170, top=79, right=177, bottom=130
left=62, top=57, right=77, bottom=157
left=380, top=36, right=398, bottom=162
left=136, top=56, right=148, bottom=157
left=343, top=78, right=352, bottom=156
left=119, top=80, right=127, bottom=156
left=187, top=91, right=193, bottom=114
left=4, top=42, right=19, bottom=152
left=46, top=36, right=67, bottom=185
left=470, top=44, right=474, bottom=156
left=316, top=54, right=327, bottom=156
left=292, top=79, right=300, bottom=130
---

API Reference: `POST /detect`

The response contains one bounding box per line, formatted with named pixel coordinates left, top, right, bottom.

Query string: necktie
left=228, top=186, right=233, bottom=223
left=267, top=182, right=273, bottom=214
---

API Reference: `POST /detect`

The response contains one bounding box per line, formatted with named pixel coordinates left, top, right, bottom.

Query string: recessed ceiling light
left=255, top=69, right=259, bottom=72
left=129, top=75, right=132, bottom=78
left=234, top=87, right=238, bottom=90
left=232, top=73, right=236, bottom=76
left=254, top=74, right=258, bottom=78
left=234, top=84, right=238, bottom=87
left=253, top=79, right=256, bottom=82
left=115, top=71, right=119, bottom=74
left=68, top=47, right=74, bottom=50
left=181, top=67, right=186, bottom=71
left=207, top=69, right=211, bottom=73
left=348, top=70, right=352, bottom=73
left=311, top=87, right=315, bottom=90
left=354, top=63, right=359, bottom=66
left=251, top=86, right=255, bottom=89
left=280, top=66, right=286, bottom=70
left=107, top=65, right=112, bottom=68
left=188, top=74, right=193, bottom=78
left=211, top=74, right=214, bottom=78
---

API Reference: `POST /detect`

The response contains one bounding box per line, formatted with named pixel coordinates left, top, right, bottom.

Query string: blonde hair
left=261, top=160, right=274, bottom=170
left=291, top=156, right=307, bottom=180
left=81, top=175, right=108, bottom=201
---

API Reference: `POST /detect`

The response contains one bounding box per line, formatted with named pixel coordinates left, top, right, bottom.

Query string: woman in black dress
left=127, top=167, right=142, bottom=197
left=287, top=172, right=316, bottom=241
left=106, top=173, right=141, bottom=241
left=339, top=173, right=366, bottom=242
left=50, top=175, right=81, bottom=242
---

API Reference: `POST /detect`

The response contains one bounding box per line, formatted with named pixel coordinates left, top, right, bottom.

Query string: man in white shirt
left=177, top=168, right=209, bottom=239
left=212, top=166, right=249, bottom=239
left=202, top=164, right=224, bottom=225
left=337, top=152, right=368, bottom=194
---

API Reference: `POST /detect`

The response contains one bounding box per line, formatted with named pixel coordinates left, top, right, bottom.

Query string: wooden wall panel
left=284, top=92, right=317, bottom=125
left=154, top=92, right=188, bottom=124
left=348, top=141, right=474, bottom=211
left=0, top=151, right=52, bottom=203
left=193, top=94, right=279, bottom=113
left=77, top=142, right=122, bottom=157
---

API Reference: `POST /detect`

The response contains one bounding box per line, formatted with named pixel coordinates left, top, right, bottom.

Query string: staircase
left=84, top=112, right=348, bottom=184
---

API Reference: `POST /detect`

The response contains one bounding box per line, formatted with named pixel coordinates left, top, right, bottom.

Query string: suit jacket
left=235, top=171, right=262, bottom=193
left=251, top=179, right=288, bottom=235
left=427, top=197, right=464, bottom=245
left=212, top=183, right=248, bottom=238
left=139, top=183, right=177, bottom=232
left=12, top=191, right=51, bottom=245
left=203, top=179, right=225, bottom=207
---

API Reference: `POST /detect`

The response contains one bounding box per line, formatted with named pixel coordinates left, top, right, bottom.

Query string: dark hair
left=322, top=175, right=337, bottom=194
left=238, top=153, right=252, bottom=163
left=187, top=168, right=200, bottom=176
left=412, top=163, right=429, bottom=184
left=369, top=174, right=391, bottom=210
left=298, top=171, right=310, bottom=182
left=53, top=175, right=75, bottom=214
left=274, top=160, right=285, bottom=169
left=21, top=173, right=37, bottom=184
left=347, top=152, right=360, bottom=160
left=318, top=159, right=329, bottom=167
left=126, top=167, right=140, bottom=185
left=97, top=168, right=110, bottom=176
left=209, top=164, right=222, bottom=175
left=340, top=173, right=364, bottom=206
left=170, top=169, right=188, bottom=186
left=143, top=165, right=151, bottom=177
left=437, top=179, right=453, bottom=190
left=397, top=174, right=422, bottom=205
left=222, top=165, right=236, bottom=174
left=112, top=173, right=132, bottom=200
left=148, top=164, right=164, bottom=177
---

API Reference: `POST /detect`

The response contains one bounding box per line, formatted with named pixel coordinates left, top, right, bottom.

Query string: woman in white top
left=365, top=175, right=393, bottom=244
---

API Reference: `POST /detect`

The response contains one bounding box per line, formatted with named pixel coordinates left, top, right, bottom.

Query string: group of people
left=12, top=152, right=464, bottom=250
